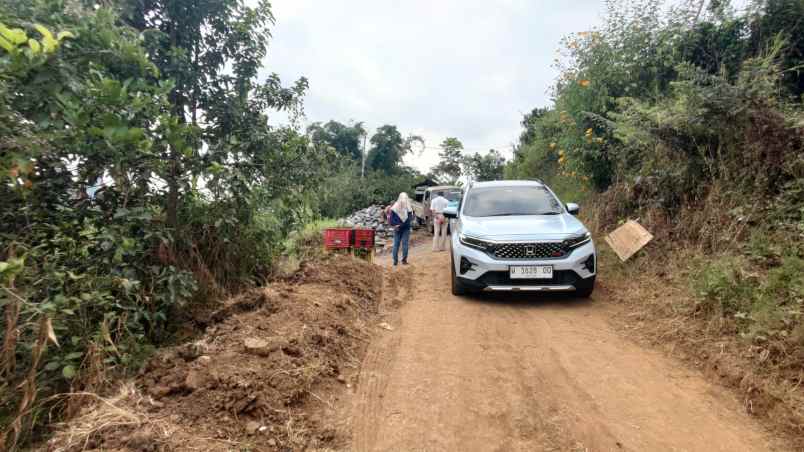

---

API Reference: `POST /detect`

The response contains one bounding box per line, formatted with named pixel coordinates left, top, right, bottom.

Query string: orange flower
left=579, top=79, right=591, bottom=87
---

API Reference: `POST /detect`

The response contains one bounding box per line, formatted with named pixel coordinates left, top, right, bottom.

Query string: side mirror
left=443, top=206, right=458, bottom=219
left=566, top=203, right=580, bottom=215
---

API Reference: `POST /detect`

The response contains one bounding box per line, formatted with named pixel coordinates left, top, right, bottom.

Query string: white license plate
left=510, top=265, right=553, bottom=279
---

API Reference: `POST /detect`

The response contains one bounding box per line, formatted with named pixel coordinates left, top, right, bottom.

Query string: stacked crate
left=323, top=227, right=375, bottom=262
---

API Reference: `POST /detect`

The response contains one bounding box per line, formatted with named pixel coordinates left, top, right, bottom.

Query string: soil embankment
left=47, top=257, right=385, bottom=451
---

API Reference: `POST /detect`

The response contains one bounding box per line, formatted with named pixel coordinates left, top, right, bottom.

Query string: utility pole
left=361, top=130, right=368, bottom=179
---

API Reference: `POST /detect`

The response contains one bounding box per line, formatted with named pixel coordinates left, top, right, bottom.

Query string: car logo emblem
left=524, top=245, right=536, bottom=256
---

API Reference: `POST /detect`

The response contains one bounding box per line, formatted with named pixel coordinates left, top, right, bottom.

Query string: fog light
left=459, top=257, right=474, bottom=275
left=583, top=254, right=595, bottom=273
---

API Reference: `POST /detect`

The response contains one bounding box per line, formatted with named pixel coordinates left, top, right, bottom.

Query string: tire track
left=346, top=250, right=776, bottom=451
left=351, top=266, right=409, bottom=451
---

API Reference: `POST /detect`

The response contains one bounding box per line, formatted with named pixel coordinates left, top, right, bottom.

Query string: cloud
left=263, top=0, right=606, bottom=173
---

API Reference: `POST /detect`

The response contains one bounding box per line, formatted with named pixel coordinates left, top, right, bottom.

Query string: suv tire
left=451, top=252, right=467, bottom=296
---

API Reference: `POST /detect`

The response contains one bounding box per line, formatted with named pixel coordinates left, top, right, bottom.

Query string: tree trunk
left=166, top=161, right=179, bottom=229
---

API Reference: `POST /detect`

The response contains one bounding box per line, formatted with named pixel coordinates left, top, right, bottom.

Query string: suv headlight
left=459, top=233, right=493, bottom=251
left=563, top=231, right=592, bottom=249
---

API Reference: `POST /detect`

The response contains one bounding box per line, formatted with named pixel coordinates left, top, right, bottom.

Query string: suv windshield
left=462, top=186, right=562, bottom=217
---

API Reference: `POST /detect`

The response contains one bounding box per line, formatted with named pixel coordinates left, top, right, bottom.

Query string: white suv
left=444, top=180, right=596, bottom=297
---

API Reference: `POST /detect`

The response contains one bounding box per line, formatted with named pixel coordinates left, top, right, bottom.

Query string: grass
left=692, top=253, right=803, bottom=345
left=274, top=219, right=341, bottom=276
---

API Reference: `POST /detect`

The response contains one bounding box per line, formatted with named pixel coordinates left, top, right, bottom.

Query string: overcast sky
left=262, top=0, right=607, bottom=173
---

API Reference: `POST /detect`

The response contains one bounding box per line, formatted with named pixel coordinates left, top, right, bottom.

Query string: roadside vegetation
left=3, top=0, right=803, bottom=448
left=507, top=0, right=803, bottom=438
left=0, top=0, right=424, bottom=448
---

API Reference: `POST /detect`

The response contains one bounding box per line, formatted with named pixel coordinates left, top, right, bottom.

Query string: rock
left=178, top=340, right=206, bottom=361
left=340, top=204, right=389, bottom=231
left=245, top=420, right=261, bottom=435
left=268, top=438, right=277, bottom=446
left=378, top=322, right=394, bottom=331
left=197, top=355, right=212, bottom=365
left=243, top=337, right=287, bottom=357
left=149, top=385, right=173, bottom=398
left=184, top=369, right=206, bottom=391
left=336, top=374, right=347, bottom=384
left=243, top=338, right=272, bottom=356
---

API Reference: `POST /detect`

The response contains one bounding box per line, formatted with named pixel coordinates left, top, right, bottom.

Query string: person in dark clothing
left=389, top=192, right=414, bottom=266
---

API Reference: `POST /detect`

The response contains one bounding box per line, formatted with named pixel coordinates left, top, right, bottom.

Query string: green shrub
left=692, top=256, right=756, bottom=316
left=0, top=2, right=322, bottom=447
left=692, top=254, right=803, bottom=343
left=316, top=163, right=422, bottom=219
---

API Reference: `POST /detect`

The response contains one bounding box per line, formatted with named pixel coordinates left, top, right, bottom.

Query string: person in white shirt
left=430, top=191, right=450, bottom=252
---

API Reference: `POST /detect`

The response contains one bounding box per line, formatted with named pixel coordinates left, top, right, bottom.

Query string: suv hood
left=460, top=214, right=587, bottom=241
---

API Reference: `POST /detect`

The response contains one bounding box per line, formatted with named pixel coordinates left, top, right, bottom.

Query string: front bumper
left=452, top=235, right=596, bottom=292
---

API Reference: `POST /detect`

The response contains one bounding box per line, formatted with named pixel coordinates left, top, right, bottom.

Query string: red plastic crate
left=353, top=228, right=375, bottom=249
left=323, top=228, right=353, bottom=249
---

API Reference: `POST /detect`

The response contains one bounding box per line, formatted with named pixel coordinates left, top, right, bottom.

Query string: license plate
left=510, top=265, right=553, bottom=279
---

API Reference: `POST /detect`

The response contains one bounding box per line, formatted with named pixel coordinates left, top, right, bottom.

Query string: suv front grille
left=491, top=242, right=566, bottom=259
left=478, top=269, right=579, bottom=286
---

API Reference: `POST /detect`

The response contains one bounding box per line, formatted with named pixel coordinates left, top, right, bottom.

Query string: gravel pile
left=340, top=205, right=393, bottom=246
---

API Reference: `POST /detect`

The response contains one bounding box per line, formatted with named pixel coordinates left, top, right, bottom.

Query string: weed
left=692, top=256, right=755, bottom=316
left=692, top=254, right=803, bottom=346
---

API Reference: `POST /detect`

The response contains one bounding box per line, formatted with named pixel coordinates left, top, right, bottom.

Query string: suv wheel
left=450, top=252, right=467, bottom=296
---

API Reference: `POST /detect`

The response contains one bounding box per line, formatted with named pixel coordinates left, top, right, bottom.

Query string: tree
left=120, top=0, right=310, bottom=227
left=750, top=0, right=804, bottom=97
left=366, top=125, right=423, bottom=174
left=431, top=137, right=464, bottom=184
left=464, top=149, right=506, bottom=182
left=307, top=120, right=366, bottom=161
left=0, top=2, right=324, bottom=444
left=519, top=107, right=551, bottom=146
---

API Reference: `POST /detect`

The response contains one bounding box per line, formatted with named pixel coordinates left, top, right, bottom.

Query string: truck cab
left=413, top=185, right=463, bottom=233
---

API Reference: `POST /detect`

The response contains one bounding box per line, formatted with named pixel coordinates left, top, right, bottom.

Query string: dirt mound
left=47, top=256, right=383, bottom=452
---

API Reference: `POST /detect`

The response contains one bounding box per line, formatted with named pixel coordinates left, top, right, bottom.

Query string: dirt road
left=349, top=247, right=778, bottom=451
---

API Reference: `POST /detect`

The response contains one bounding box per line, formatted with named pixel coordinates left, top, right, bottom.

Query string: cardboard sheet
left=604, top=220, right=654, bottom=261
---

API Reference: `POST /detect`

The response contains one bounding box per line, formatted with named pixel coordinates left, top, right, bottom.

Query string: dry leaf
left=44, top=317, right=59, bottom=348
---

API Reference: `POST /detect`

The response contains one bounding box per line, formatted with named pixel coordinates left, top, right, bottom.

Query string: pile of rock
left=340, top=204, right=393, bottom=246
left=342, top=204, right=385, bottom=229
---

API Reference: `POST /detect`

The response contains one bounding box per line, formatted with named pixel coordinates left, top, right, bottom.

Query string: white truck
left=412, top=185, right=463, bottom=233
